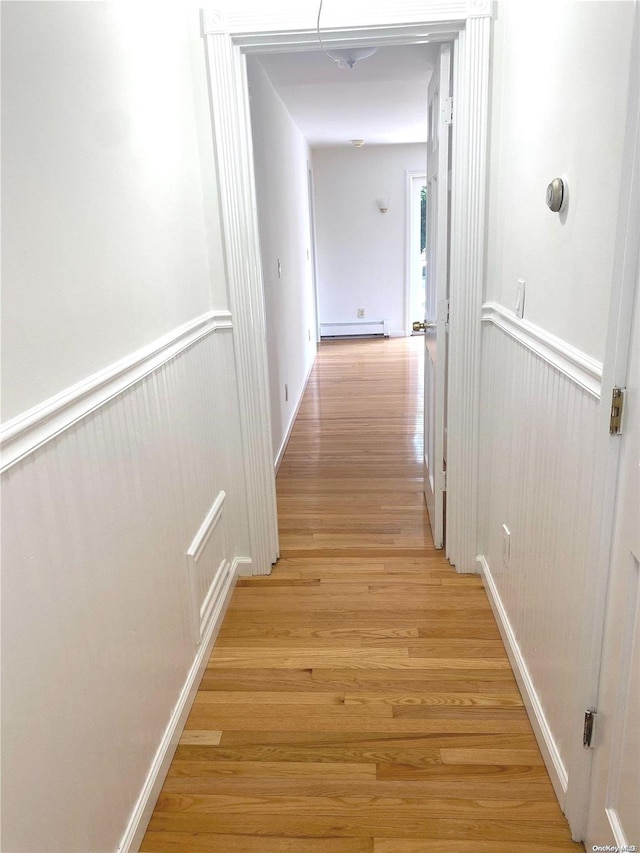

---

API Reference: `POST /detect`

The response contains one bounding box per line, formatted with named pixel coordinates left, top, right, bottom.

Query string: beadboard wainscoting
left=478, top=303, right=602, bottom=807
left=1, top=314, right=252, bottom=853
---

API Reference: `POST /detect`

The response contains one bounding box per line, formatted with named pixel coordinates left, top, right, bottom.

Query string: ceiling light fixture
left=317, top=1, right=377, bottom=69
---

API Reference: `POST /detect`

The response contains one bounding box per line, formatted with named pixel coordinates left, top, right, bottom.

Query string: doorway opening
left=201, top=6, right=490, bottom=579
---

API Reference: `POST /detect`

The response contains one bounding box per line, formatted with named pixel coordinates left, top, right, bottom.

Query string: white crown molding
left=482, top=301, right=603, bottom=398
left=1, top=310, right=233, bottom=473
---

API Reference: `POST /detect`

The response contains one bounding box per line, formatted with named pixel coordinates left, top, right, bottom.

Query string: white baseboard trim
left=606, top=807, right=630, bottom=849
left=1, top=310, right=233, bottom=473
left=274, top=353, right=316, bottom=474
left=320, top=320, right=390, bottom=338
left=477, top=554, right=569, bottom=807
left=117, top=555, right=240, bottom=853
left=389, top=330, right=407, bottom=338
left=482, top=302, right=602, bottom=398
left=236, top=558, right=255, bottom=577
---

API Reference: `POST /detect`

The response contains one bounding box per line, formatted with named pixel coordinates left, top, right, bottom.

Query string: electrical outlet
left=284, top=383, right=288, bottom=402
left=502, top=524, right=511, bottom=568
left=357, top=308, right=365, bottom=318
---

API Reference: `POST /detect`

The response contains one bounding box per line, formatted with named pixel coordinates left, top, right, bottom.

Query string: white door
left=418, top=44, right=451, bottom=549
left=584, top=275, right=640, bottom=851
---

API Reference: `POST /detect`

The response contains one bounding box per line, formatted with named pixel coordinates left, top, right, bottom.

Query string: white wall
left=485, top=0, right=634, bottom=362
left=479, top=0, right=636, bottom=820
left=1, top=0, right=227, bottom=422
left=247, top=57, right=317, bottom=465
left=1, top=3, right=251, bottom=850
left=313, top=144, right=427, bottom=337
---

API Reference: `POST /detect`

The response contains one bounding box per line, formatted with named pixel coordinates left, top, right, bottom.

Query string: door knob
left=413, top=320, right=437, bottom=332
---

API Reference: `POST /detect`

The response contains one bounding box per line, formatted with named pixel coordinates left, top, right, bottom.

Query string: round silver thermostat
left=546, top=178, right=565, bottom=213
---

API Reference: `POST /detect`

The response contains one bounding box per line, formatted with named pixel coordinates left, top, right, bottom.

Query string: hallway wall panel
left=478, top=313, right=601, bottom=804
left=1, top=325, right=250, bottom=852
left=247, top=57, right=318, bottom=468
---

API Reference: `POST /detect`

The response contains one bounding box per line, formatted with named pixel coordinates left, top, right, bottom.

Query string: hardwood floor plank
left=141, top=833, right=373, bottom=852
left=193, top=691, right=346, bottom=705
left=152, top=792, right=566, bottom=823
left=142, top=339, right=580, bottom=852
left=184, top=710, right=532, bottom=734
left=343, top=691, right=523, bottom=708
left=146, top=812, right=576, bottom=841
left=166, top=761, right=377, bottom=780
left=374, top=841, right=582, bottom=853
left=160, top=777, right=557, bottom=802
left=178, top=731, right=222, bottom=746
left=206, top=648, right=512, bottom=669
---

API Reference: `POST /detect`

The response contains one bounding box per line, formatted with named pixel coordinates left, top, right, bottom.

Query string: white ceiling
left=256, top=44, right=439, bottom=148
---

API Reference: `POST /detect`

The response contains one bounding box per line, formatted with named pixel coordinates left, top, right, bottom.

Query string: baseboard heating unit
left=320, top=320, right=390, bottom=339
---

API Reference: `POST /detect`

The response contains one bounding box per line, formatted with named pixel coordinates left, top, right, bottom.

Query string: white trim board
left=187, top=490, right=226, bottom=563
left=1, top=311, right=233, bottom=473
left=203, top=21, right=279, bottom=575
left=482, top=302, right=602, bottom=398
left=116, top=555, right=240, bottom=853
left=477, top=554, right=569, bottom=807
left=186, top=489, right=228, bottom=643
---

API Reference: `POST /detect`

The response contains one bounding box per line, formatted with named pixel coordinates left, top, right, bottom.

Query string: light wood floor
left=141, top=337, right=583, bottom=853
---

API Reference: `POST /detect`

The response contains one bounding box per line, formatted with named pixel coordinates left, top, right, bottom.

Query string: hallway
left=141, top=337, right=582, bottom=852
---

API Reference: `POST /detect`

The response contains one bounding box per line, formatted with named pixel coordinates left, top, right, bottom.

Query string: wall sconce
left=376, top=196, right=389, bottom=213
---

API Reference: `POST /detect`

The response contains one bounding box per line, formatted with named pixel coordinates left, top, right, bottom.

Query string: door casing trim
left=200, top=1, right=491, bottom=575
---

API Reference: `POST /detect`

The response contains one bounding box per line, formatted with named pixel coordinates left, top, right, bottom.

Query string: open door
left=584, top=269, right=640, bottom=851
left=414, top=44, right=452, bottom=549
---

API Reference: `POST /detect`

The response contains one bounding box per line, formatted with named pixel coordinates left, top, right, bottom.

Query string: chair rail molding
left=482, top=301, right=603, bottom=398
left=200, top=0, right=492, bottom=575
left=0, top=310, right=232, bottom=473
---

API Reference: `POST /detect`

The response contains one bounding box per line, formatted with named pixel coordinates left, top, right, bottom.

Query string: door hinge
left=609, top=386, right=625, bottom=434
left=441, top=298, right=450, bottom=331
left=442, top=96, right=453, bottom=125
left=583, top=708, right=597, bottom=748
left=442, top=471, right=447, bottom=491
